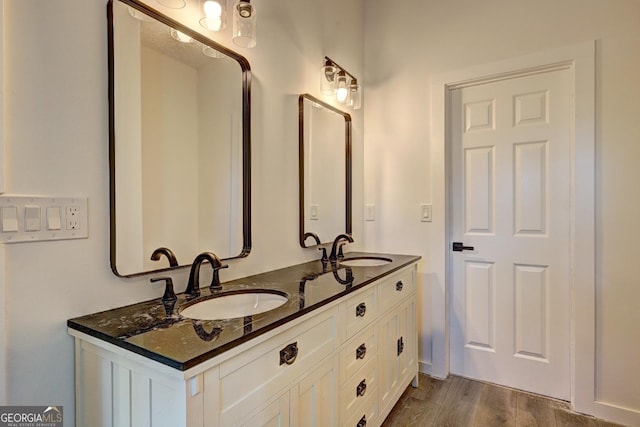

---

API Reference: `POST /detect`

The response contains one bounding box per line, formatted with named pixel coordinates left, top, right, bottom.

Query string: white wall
left=0, top=1, right=6, bottom=406
left=363, top=0, right=640, bottom=423
left=1, top=0, right=363, bottom=424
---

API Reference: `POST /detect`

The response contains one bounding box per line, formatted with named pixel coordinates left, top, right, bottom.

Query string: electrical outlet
left=66, top=206, right=80, bottom=230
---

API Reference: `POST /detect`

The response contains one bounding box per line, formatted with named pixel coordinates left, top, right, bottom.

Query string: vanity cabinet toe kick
left=70, top=262, right=418, bottom=427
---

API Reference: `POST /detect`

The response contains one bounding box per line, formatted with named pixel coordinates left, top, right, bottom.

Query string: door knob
left=452, top=242, right=474, bottom=252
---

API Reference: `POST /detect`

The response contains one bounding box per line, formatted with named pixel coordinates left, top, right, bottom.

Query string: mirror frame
left=298, top=94, right=352, bottom=248
left=108, top=0, right=252, bottom=277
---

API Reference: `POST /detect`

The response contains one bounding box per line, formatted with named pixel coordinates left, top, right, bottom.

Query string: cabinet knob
left=357, top=415, right=367, bottom=427
left=356, top=379, right=367, bottom=397
left=279, top=342, right=299, bottom=365
left=355, top=302, right=367, bottom=318
left=397, top=336, right=404, bottom=356
left=356, top=343, right=367, bottom=360
left=396, top=280, right=403, bottom=291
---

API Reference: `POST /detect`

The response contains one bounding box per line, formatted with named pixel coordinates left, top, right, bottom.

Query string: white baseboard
left=594, top=401, right=640, bottom=427
left=418, top=360, right=433, bottom=376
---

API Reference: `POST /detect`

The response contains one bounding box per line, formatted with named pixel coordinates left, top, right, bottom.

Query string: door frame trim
left=429, top=41, right=595, bottom=414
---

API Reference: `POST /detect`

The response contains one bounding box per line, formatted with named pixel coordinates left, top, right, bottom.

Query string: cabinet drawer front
left=379, top=268, right=415, bottom=313
left=343, top=387, right=378, bottom=427
left=345, top=287, right=378, bottom=339
left=340, top=356, right=377, bottom=416
left=220, top=308, right=338, bottom=425
left=340, top=325, right=377, bottom=385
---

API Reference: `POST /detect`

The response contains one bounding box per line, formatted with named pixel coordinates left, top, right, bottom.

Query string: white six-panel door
left=449, top=68, right=572, bottom=400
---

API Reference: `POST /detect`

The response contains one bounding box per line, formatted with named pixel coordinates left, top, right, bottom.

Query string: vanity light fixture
left=320, top=59, right=337, bottom=95
left=232, top=0, right=257, bottom=48
left=335, top=71, right=349, bottom=104
left=200, top=0, right=227, bottom=31
left=321, top=56, right=361, bottom=110
left=348, top=80, right=361, bottom=110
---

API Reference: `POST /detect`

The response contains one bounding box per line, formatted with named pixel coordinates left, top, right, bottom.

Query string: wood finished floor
left=382, top=374, right=626, bottom=427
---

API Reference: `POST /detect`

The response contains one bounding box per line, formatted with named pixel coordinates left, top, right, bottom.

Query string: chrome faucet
left=329, top=234, right=354, bottom=262
left=184, top=252, right=228, bottom=297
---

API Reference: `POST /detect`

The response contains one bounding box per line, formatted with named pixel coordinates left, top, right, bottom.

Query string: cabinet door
left=378, top=295, right=417, bottom=417
left=291, top=356, right=338, bottom=427
left=378, top=307, right=401, bottom=414
left=240, top=391, right=290, bottom=427
left=396, top=297, right=417, bottom=386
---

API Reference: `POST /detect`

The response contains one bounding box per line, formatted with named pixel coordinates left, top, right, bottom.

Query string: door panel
left=450, top=69, right=571, bottom=400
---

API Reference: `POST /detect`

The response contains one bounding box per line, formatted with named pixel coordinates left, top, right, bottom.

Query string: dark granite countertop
left=68, top=252, right=420, bottom=371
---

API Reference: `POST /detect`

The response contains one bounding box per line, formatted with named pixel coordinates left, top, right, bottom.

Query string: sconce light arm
left=324, top=56, right=358, bottom=83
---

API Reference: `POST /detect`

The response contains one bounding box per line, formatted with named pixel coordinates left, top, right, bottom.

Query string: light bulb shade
left=170, top=28, right=194, bottom=43
left=156, top=0, right=186, bottom=9
left=348, top=82, right=361, bottom=110
left=320, top=65, right=337, bottom=96
left=128, top=6, right=154, bottom=21
left=335, top=73, right=349, bottom=104
left=233, top=1, right=257, bottom=48
left=200, top=0, right=227, bottom=31
left=202, top=45, right=225, bottom=58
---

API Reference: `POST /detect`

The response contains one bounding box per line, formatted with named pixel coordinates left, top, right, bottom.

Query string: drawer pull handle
left=356, top=343, right=367, bottom=360
left=356, top=379, right=367, bottom=397
left=357, top=415, right=367, bottom=427
left=279, top=342, right=298, bottom=365
left=397, top=336, right=404, bottom=356
left=356, top=302, right=367, bottom=317
left=396, top=280, right=403, bottom=291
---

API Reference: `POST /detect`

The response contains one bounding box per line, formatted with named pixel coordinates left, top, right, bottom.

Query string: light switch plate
left=309, top=204, right=319, bottom=220
left=0, top=195, right=88, bottom=243
left=365, top=204, right=375, bottom=221
left=420, top=203, right=432, bottom=222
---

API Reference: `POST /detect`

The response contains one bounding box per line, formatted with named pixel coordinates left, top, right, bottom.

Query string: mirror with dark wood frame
left=298, top=94, right=352, bottom=248
left=109, top=0, right=251, bottom=277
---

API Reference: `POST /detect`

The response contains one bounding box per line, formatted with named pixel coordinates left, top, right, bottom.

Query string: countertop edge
left=68, top=253, right=422, bottom=372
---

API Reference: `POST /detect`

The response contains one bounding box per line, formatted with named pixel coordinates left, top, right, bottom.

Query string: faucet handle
left=150, top=277, right=177, bottom=302
left=210, top=264, right=229, bottom=292
left=318, top=247, right=328, bottom=263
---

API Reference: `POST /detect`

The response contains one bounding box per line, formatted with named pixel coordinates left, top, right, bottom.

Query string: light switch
left=1, top=206, right=19, bottom=232
left=47, top=206, right=62, bottom=230
left=310, top=204, right=319, bottom=220
left=420, top=204, right=432, bottom=222
left=365, top=204, right=375, bottom=221
left=24, top=205, right=41, bottom=231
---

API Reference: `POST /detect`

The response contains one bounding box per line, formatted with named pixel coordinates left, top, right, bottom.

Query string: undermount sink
left=180, top=290, right=288, bottom=320
left=339, top=256, right=393, bottom=267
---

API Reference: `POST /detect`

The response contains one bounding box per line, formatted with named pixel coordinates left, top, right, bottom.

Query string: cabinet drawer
left=344, top=286, right=378, bottom=340
left=379, top=268, right=415, bottom=313
left=219, top=307, right=338, bottom=425
left=343, top=387, right=378, bottom=427
left=340, top=356, right=377, bottom=416
left=340, top=325, right=377, bottom=385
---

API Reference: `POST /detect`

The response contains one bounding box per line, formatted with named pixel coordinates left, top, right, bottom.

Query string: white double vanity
left=68, top=254, right=419, bottom=426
